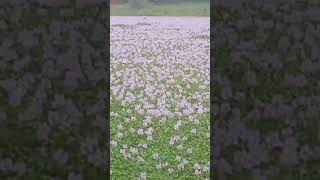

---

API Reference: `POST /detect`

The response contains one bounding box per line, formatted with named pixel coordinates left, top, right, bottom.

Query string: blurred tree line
left=150, top=0, right=209, bottom=3
left=112, top=0, right=209, bottom=4
left=125, top=0, right=209, bottom=9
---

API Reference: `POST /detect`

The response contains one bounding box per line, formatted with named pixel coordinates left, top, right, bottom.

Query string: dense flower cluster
left=110, top=16, right=210, bottom=179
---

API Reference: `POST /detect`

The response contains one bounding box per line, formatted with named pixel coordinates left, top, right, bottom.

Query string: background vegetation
left=111, top=0, right=210, bottom=16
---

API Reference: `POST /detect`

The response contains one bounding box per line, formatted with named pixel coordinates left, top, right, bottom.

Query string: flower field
left=110, top=17, right=210, bottom=179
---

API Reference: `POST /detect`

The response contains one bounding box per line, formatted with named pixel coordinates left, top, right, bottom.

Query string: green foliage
left=111, top=2, right=210, bottom=16
left=128, top=0, right=150, bottom=9
left=150, top=0, right=209, bottom=4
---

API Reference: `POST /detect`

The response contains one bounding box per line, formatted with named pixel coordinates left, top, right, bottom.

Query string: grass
left=110, top=2, right=210, bottom=16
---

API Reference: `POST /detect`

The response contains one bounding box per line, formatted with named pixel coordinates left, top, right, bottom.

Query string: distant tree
left=128, top=0, right=150, bottom=9
left=150, top=0, right=178, bottom=4
left=149, top=0, right=208, bottom=4
left=111, top=0, right=128, bottom=4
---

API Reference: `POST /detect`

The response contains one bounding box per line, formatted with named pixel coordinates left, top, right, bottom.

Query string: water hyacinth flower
left=177, top=144, right=183, bottom=150
left=147, top=136, right=153, bottom=141
left=152, top=152, right=159, bottom=160
left=204, top=163, right=210, bottom=172
left=111, top=140, right=118, bottom=147
left=191, top=128, right=197, bottom=134
left=139, top=172, right=147, bottom=180
left=117, top=132, right=123, bottom=139
left=182, top=159, right=189, bottom=165
left=194, top=163, right=202, bottom=175
left=175, top=155, right=181, bottom=161
left=130, top=147, right=139, bottom=154
left=130, top=128, right=135, bottom=133
left=117, top=124, right=123, bottom=130
left=178, top=163, right=185, bottom=171
left=141, top=144, right=148, bottom=148
left=137, top=129, right=144, bottom=135
left=111, top=16, right=209, bottom=179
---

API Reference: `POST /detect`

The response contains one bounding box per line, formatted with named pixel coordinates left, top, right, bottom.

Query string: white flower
left=182, top=159, right=188, bottom=165
left=137, top=156, right=145, bottom=162
left=120, top=149, right=125, bottom=155
left=117, top=124, right=123, bottom=129
left=194, top=163, right=201, bottom=170
left=139, top=172, right=147, bottom=180
left=152, top=153, right=159, bottom=160
left=143, top=117, right=152, bottom=127
left=176, top=155, right=181, bottom=161
left=204, top=164, right=210, bottom=172
left=168, top=168, right=174, bottom=174
left=147, top=136, right=153, bottom=141
left=125, top=118, right=130, bottom=123
left=169, top=139, right=175, bottom=145
left=178, top=163, right=184, bottom=171
left=173, top=124, right=179, bottom=130
left=137, top=129, right=144, bottom=135
left=195, top=169, right=201, bottom=175
left=145, top=127, right=153, bottom=135
left=111, top=140, right=117, bottom=147
left=130, top=147, right=139, bottom=154
left=191, top=128, right=197, bottom=134
left=141, top=144, right=148, bottom=148
left=117, top=132, right=123, bottom=138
